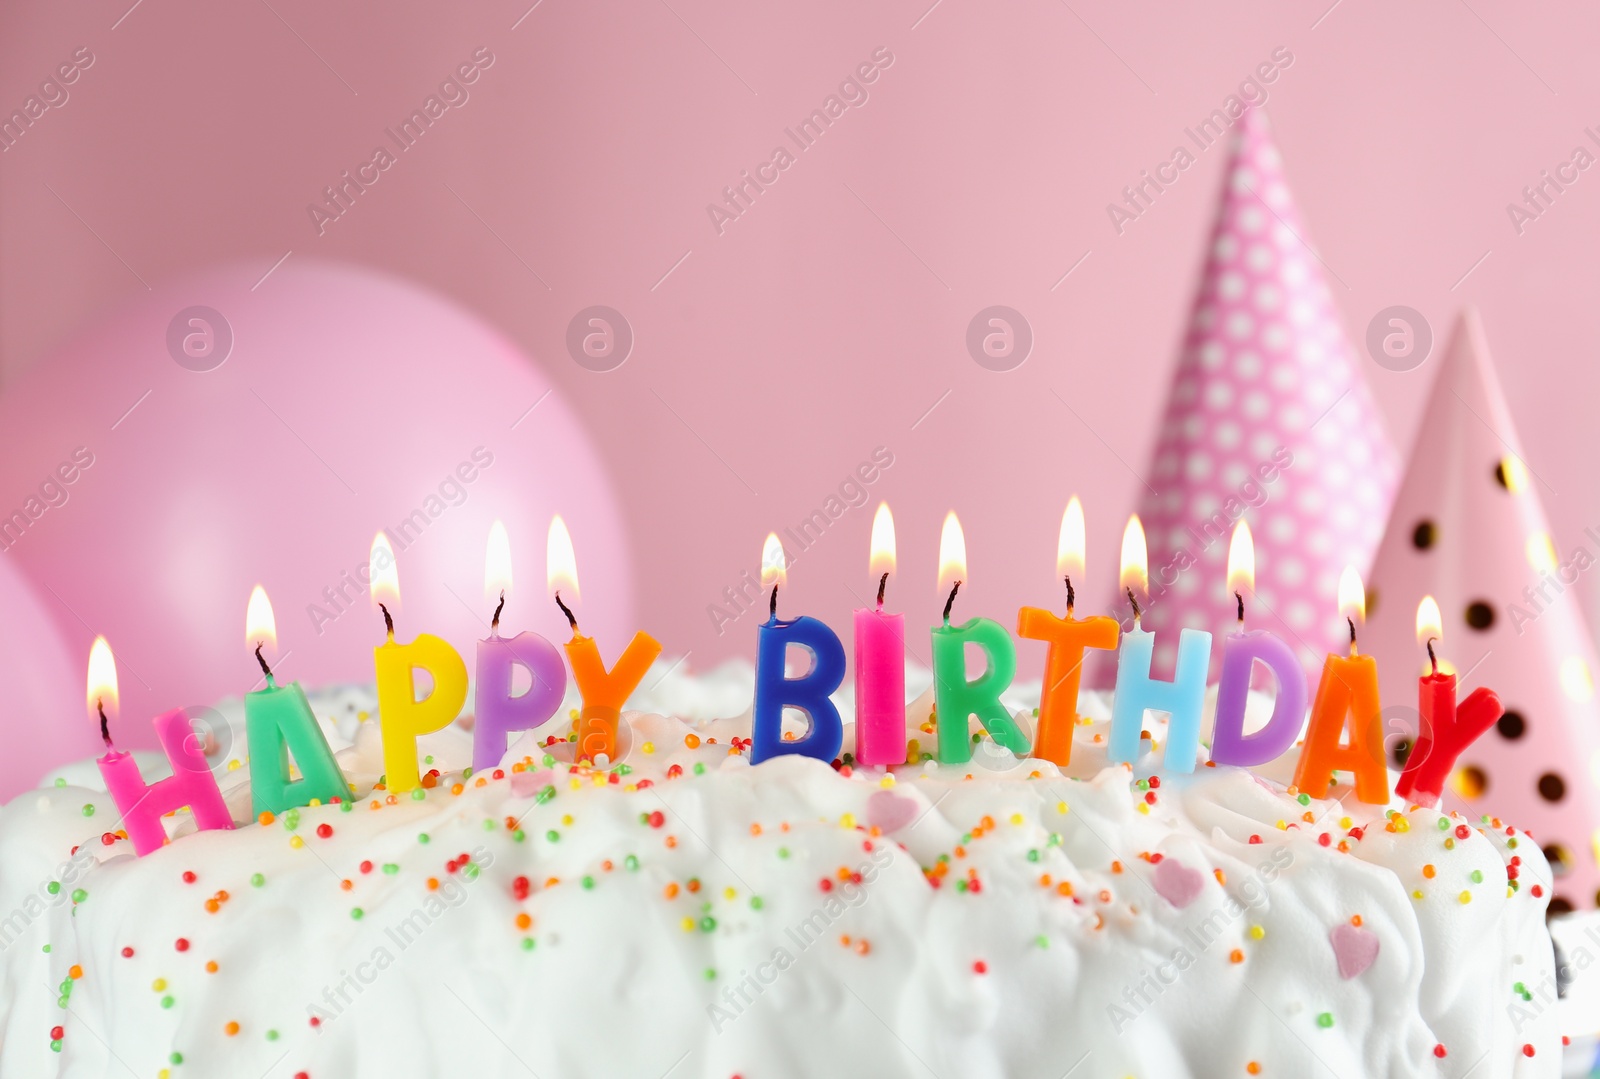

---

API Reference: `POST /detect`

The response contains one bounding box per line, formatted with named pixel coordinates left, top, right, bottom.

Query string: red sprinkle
left=1532, top=885, right=1545, bottom=898
left=512, top=876, right=531, bottom=901
left=819, top=879, right=834, bottom=893
left=973, top=960, right=988, bottom=974
left=359, top=861, right=373, bottom=875
left=1454, top=825, right=1471, bottom=840
left=121, top=947, right=135, bottom=958
left=1147, top=776, right=1161, bottom=789
left=175, top=938, right=190, bottom=952
left=1433, top=1044, right=1447, bottom=1058
left=1248, top=835, right=1262, bottom=845
left=1523, top=1045, right=1536, bottom=1057
left=50, top=1025, right=64, bottom=1039
left=648, top=811, right=666, bottom=829
left=181, top=871, right=197, bottom=884
left=316, top=824, right=334, bottom=839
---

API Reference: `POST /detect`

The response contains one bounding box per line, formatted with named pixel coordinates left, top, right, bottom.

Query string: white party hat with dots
left=1362, top=307, right=1600, bottom=913
left=1120, top=106, right=1398, bottom=685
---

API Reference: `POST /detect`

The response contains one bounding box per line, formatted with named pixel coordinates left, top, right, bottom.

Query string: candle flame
left=484, top=519, right=513, bottom=602
left=760, top=532, right=787, bottom=591
left=1226, top=520, right=1254, bottom=597
left=86, top=635, right=118, bottom=724
left=1119, top=514, right=1148, bottom=599
left=370, top=531, right=399, bottom=610
left=1337, top=566, right=1365, bottom=626
left=937, top=511, right=966, bottom=596
left=1056, top=497, right=1085, bottom=584
left=547, top=515, right=579, bottom=600
left=868, top=503, right=895, bottom=579
left=246, top=585, right=277, bottom=656
left=1416, top=595, right=1442, bottom=647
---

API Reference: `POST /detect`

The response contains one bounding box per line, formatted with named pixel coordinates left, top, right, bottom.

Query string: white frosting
left=0, top=662, right=1564, bottom=1078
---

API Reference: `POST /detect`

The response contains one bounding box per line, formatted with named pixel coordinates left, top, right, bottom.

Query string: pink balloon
left=0, top=259, right=632, bottom=758
left=0, top=555, right=91, bottom=798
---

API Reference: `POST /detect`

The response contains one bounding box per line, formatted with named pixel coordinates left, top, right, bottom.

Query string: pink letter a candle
left=90, top=637, right=234, bottom=856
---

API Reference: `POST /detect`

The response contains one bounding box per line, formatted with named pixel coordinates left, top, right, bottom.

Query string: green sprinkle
left=1026, top=849, right=1040, bottom=863
left=624, top=854, right=640, bottom=871
left=1470, top=869, right=1484, bottom=884
left=546, top=830, right=560, bottom=843
left=581, top=876, right=595, bottom=890
left=512, top=830, right=526, bottom=843
left=699, top=916, right=717, bottom=932
left=418, top=833, right=430, bottom=844
left=1316, top=1012, right=1333, bottom=1029
left=161, top=995, right=175, bottom=1009
left=542, top=754, right=556, bottom=767
left=70, top=889, right=87, bottom=904
left=483, top=819, right=496, bottom=831
left=462, top=864, right=479, bottom=882
left=704, top=968, right=717, bottom=981
left=50, top=1039, right=62, bottom=1053
left=81, top=804, right=95, bottom=817
left=955, top=880, right=968, bottom=893
left=382, top=863, right=399, bottom=875
left=693, top=762, right=706, bottom=776
left=425, top=755, right=435, bottom=765
left=750, top=896, right=764, bottom=910
left=411, top=789, right=426, bottom=801
left=54, top=777, right=66, bottom=787
left=536, top=786, right=556, bottom=805
left=340, top=801, right=353, bottom=813
left=613, top=763, right=633, bottom=776
left=463, top=768, right=473, bottom=779
left=170, top=1051, right=183, bottom=1064
left=1437, top=818, right=1450, bottom=831
left=266, top=1030, right=279, bottom=1042
left=251, top=873, right=266, bottom=888
left=777, top=847, right=790, bottom=859
left=521, top=937, right=536, bottom=951
left=46, top=882, right=60, bottom=896
left=1297, top=793, right=1311, bottom=806
left=351, top=908, right=364, bottom=920
left=1035, top=935, right=1049, bottom=949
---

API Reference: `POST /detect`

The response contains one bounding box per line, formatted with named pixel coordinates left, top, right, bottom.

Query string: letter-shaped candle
left=1209, top=525, right=1309, bottom=767
left=244, top=586, right=349, bottom=814
left=548, top=516, right=662, bottom=763
left=1110, top=515, right=1212, bottom=771
left=1394, top=595, right=1503, bottom=807
left=853, top=503, right=907, bottom=765
left=370, top=532, right=469, bottom=793
left=753, top=533, right=846, bottom=764
left=1291, top=575, right=1387, bottom=804
left=90, top=637, right=234, bottom=856
left=930, top=512, right=1027, bottom=764
left=472, top=521, right=567, bottom=771
left=1016, top=498, right=1119, bottom=766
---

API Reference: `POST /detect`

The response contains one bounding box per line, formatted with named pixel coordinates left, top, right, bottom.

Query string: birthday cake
left=0, top=664, right=1567, bottom=1079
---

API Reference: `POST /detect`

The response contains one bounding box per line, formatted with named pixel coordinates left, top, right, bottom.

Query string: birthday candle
left=752, top=533, right=846, bottom=765
left=1109, top=515, right=1212, bottom=772
left=371, top=532, right=469, bottom=793
left=548, top=516, right=662, bottom=765
left=853, top=503, right=907, bottom=766
left=1016, top=497, right=1119, bottom=767
left=930, top=512, right=1026, bottom=765
left=1291, top=569, right=1387, bottom=804
left=472, top=520, right=566, bottom=773
left=1210, top=524, right=1308, bottom=768
left=1394, top=595, right=1503, bottom=807
left=91, top=637, right=234, bottom=856
left=244, top=585, right=350, bottom=815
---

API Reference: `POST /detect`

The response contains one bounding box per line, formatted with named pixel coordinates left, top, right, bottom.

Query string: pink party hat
left=1125, top=107, right=1398, bottom=680
left=1362, top=308, right=1600, bottom=913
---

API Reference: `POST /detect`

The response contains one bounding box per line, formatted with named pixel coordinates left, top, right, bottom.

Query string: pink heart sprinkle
left=1153, top=857, right=1206, bottom=908
left=865, top=790, right=919, bottom=833
left=1330, top=923, right=1380, bottom=979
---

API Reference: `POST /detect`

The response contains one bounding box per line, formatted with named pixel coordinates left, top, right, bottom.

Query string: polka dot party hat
left=1362, top=307, right=1600, bottom=913
left=1123, top=107, right=1398, bottom=683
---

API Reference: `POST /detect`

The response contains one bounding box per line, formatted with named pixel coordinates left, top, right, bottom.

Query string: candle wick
left=1234, top=590, right=1245, bottom=626
left=491, top=590, right=505, bottom=632
left=555, top=590, right=579, bottom=634
left=254, top=642, right=274, bottom=680
left=1125, top=587, right=1142, bottom=626
left=876, top=572, right=888, bottom=609
left=942, top=580, right=961, bottom=625
left=1347, top=616, right=1358, bottom=657
left=379, top=602, right=395, bottom=641
left=97, top=698, right=111, bottom=750
left=768, top=584, right=779, bottom=623
left=1426, top=636, right=1438, bottom=675
left=1064, top=574, right=1075, bottom=616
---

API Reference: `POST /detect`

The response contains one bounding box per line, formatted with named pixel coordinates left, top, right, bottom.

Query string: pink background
left=4, top=0, right=1599, bottom=692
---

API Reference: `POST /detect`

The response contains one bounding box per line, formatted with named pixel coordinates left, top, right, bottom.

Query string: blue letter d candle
left=930, top=513, right=1027, bottom=765
left=751, top=534, right=846, bottom=765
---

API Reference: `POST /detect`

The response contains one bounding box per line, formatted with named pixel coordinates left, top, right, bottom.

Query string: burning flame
left=485, top=520, right=513, bottom=602
left=86, top=636, right=118, bottom=725
left=760, top=532, right=787, bottom=591
left=1337, top=566, right=1365, bottom=626
left=370, top=531, right=399, bottom=611
left=1056, top=497, right=1085, bottom=584
left=1416, top=595, right=1443, bottom=646
left=1226, top=520, right=1255, bottom=597
left=246, top=585, right=277, bottom=657
left=869, top=503, right=895, bottom=580
left=547, top=516, right=579, bottom=600
left=937, top=512, right=966, bottom=597
left=1119, top=514, right=1148, bottom=600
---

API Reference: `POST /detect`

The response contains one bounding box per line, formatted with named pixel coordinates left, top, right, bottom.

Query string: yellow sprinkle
left=308, top=798, right=320, bottom=806
left=840, top=813, right=856, bottom=829
left=1009, top=813, right=1024, bottom=826
left=1057, top=801, right=1070, bottom=815
left=357, top=711, right=369, bottom=721
left=289, top=835, right=304, bottom=849
left=569, top=778, right=582, bottom=790
left=681, top=917, right=695, bottom=932
left=561, top=814, right=574, bottom=826
left=1136, top=803, right=1151, bottom=815
left=1248, top=925, right=1265, bottom=940
left=1339, top=816, right=1352, bottom=829
left=226, top=759, right=242, bottom=771
left=1458, top=890, right=1472, bottom=904
left=1275, top=821, right=1287, bottom=830
left=879, top=775, right=896, bottom=789
left=642, top=742, right=655, bottom=754
left=1413, top=889, right=1424, bottom=899
left=906, top=739, right=921, bottom=759
left=723, top=887, right=737, bottom=900
left=152, top=978, right=167, bottom=992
